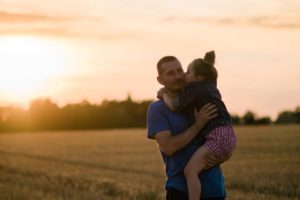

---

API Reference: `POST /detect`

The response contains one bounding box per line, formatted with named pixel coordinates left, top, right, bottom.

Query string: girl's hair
left=191, top=51, right=218, bottom=81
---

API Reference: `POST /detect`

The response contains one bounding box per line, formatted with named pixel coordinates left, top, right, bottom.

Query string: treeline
left=0, top=95, right=152, bottom=132
left=231, top=107, right=300, bottom=125
left=0, top=96, right=299, bottom=132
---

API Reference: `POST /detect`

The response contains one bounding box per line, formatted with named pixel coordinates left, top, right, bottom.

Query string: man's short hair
left=157, top=56, right=178, bottom=76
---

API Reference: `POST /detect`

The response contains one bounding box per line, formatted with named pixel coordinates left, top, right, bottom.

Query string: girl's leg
left=184, top=146, right=212, bottom=200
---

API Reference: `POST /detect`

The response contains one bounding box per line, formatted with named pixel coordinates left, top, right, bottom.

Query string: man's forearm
left=158, top=121, right=205, bottom=156
left=155, top=103, right=217, bottom=156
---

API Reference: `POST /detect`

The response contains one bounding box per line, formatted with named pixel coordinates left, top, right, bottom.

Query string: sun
left=0, top=36, right=71, bottom=103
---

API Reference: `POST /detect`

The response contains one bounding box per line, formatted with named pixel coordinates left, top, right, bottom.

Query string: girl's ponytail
left=192, top=50, right=218, bottom=81
left=204, top=51, right=215, bottom=65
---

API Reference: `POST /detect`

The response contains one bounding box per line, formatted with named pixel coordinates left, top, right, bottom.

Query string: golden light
left=0, top=36, right=72, bottom=101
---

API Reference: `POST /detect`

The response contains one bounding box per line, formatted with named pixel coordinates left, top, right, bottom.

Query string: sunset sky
left=0, top=0, right=299, bottom=119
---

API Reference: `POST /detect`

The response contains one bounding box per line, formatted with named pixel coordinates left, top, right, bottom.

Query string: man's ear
left=157, top=76, right=164, bottom=85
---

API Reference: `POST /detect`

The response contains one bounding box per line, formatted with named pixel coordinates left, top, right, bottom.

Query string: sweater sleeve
left=173, top=85, right=197, bottom=112
left=147, top=102, right=170, bottom=139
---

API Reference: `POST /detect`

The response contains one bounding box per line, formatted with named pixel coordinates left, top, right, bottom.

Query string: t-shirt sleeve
left=147, top=103, right=170, bottom=139
left=173, top=86, right=196, bottom=111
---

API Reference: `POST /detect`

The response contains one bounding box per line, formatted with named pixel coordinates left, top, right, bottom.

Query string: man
left=147, top=56, right=226, bottom=200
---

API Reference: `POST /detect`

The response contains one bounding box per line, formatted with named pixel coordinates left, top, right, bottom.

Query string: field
left=0, top=125, right=299, bottom=200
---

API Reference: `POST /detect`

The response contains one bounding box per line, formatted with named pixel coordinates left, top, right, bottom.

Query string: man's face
left=158, top=60, right=185, bottom=93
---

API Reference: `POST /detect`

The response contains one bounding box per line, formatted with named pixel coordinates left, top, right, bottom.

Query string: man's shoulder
left=148, top=100, right=166, bottom=110
left=147, top=100, right=169, bottom=139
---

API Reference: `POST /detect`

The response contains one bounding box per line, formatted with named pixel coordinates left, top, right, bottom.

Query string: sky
left=0, top=0, right=299, bottom=119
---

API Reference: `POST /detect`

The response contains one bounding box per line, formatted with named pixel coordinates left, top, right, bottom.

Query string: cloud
left=0, top=11, right=70, bottom=23
left=0, top=11, right=78, bottom=36
left=0, top=11, right=142, bottom=40
left=161, top=15, right=300, bottom=29
left=248, top=16, right=300, bottom=29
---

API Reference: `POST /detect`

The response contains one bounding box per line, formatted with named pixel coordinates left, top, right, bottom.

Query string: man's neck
left=166, top=90, right=180, bottom=98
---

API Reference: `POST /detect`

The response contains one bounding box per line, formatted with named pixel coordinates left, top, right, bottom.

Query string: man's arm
left=154, top=103, right=217, bottom=156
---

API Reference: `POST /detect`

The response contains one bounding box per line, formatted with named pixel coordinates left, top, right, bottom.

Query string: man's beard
left=169, top=79, right=185, bottom=93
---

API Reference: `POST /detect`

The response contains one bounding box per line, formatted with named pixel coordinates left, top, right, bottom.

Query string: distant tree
left=1, top=107, right=29, bottom=131
left=28, top=99, right=61, bottom=130
left=275, top=111, right=297, bottom=124
left=231, top=115, right=241, bottom=125
left=295, top=106, right=300, bottom=123
left=243, top=111, right=256, bottom=125
left=255, top=117, right=272, bottom=125
left=0, top=107, right=6, bottom=131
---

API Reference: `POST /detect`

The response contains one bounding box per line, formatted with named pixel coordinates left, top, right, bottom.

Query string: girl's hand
left=194, top=103, right=218, bottom=128
left=157, top=87, right=166, bottom=99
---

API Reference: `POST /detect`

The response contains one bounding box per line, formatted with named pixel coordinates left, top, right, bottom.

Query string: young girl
left=161, top=51, right=236, bottom=200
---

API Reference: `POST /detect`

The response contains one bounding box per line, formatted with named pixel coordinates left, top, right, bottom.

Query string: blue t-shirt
left=147, top=100, right=226, bottom=198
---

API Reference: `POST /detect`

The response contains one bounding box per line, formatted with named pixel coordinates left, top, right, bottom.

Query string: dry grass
left=0, top=125, right=299, bottom=200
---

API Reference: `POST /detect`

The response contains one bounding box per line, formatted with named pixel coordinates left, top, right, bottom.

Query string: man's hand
left=194, top=103, right=218, bottom=128
left=157, top=87, right=166, bottom=99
